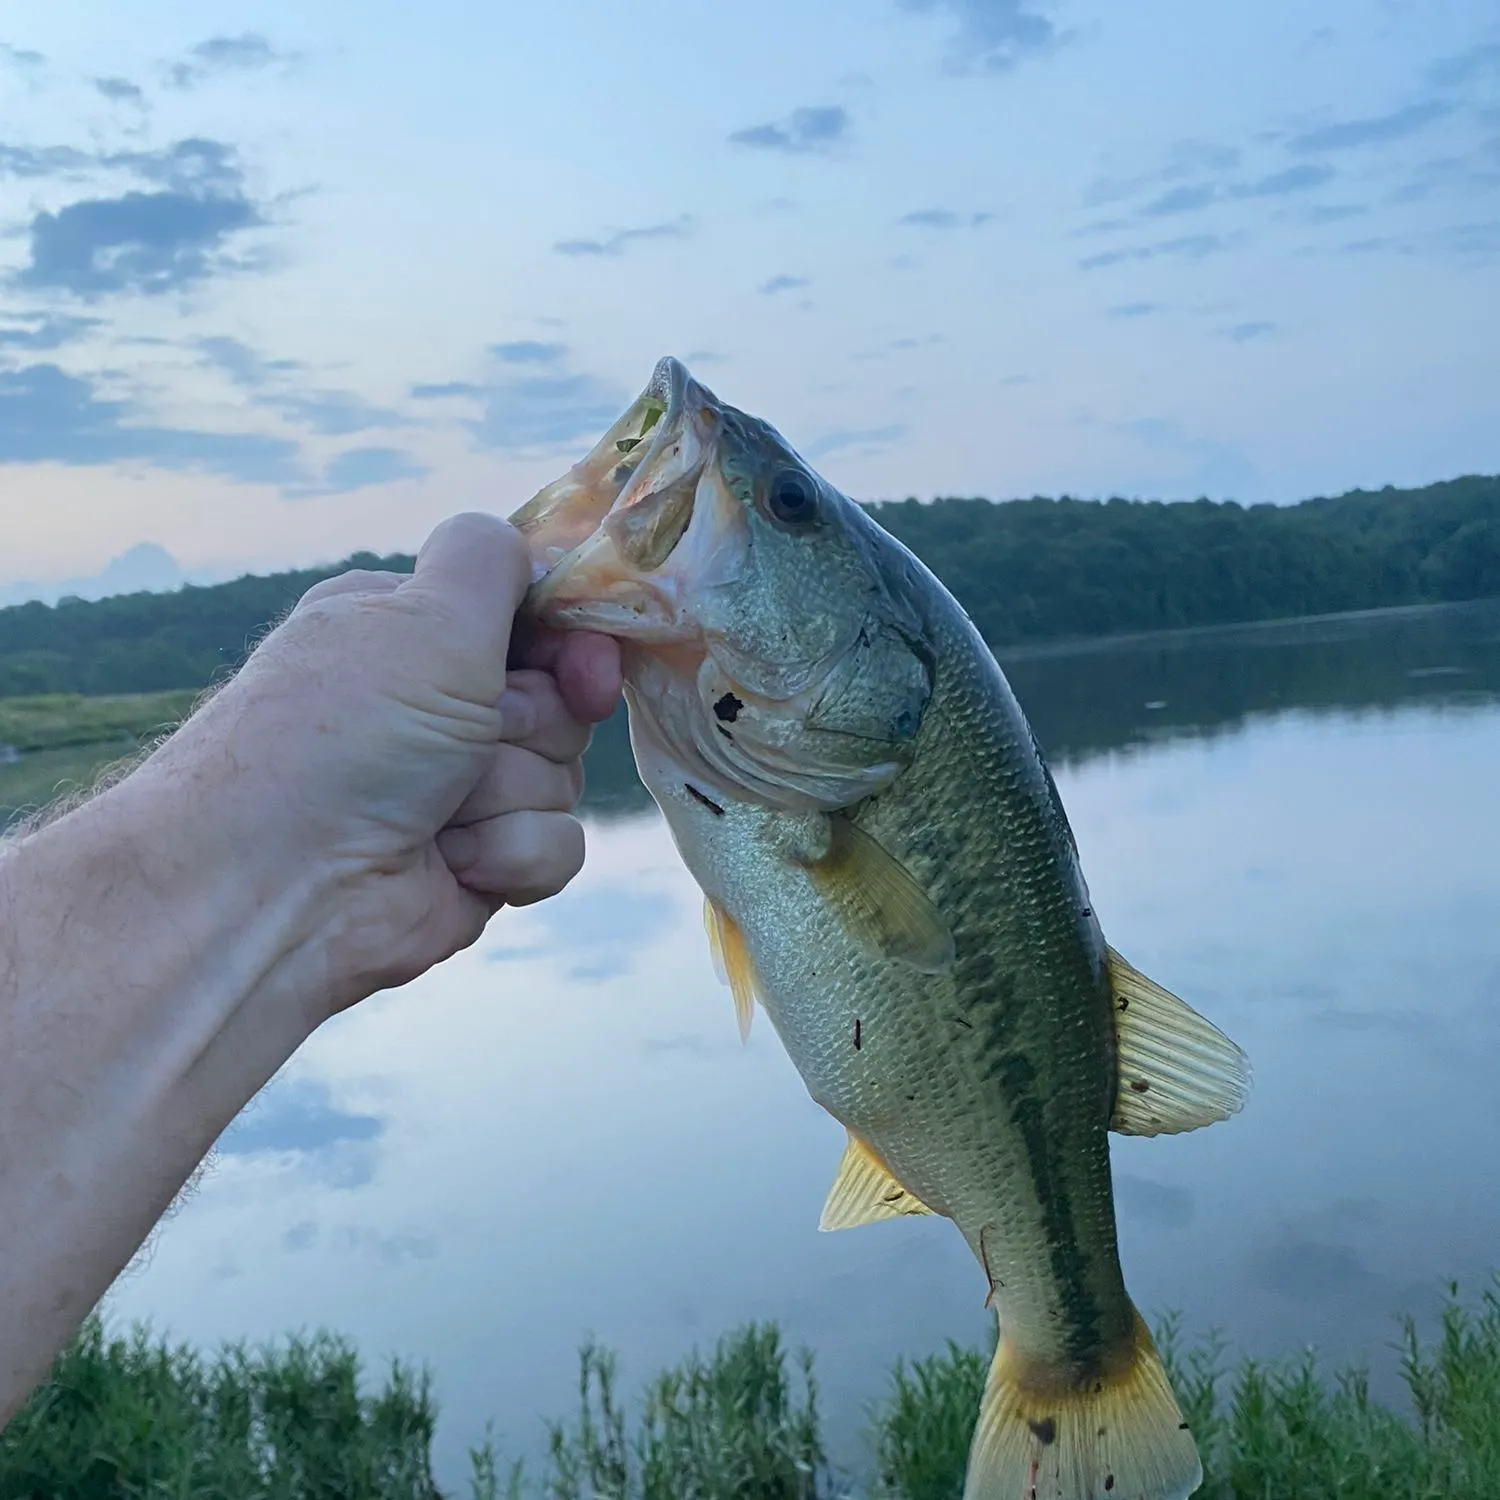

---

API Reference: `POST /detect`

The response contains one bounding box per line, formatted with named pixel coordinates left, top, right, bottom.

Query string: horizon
left=3, top=469, right=1494, bottom=612
left=2, top=1, right=1497, bottom=595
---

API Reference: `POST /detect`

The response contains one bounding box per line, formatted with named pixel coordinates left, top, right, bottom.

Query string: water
left=101, top=599, right=1500, bottom=1489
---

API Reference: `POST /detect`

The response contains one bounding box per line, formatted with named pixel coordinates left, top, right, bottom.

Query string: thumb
left=402, top=512, right=533, bottom=663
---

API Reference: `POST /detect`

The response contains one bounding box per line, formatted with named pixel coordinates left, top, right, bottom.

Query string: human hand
left=131, top=511, right=622, bottom=1024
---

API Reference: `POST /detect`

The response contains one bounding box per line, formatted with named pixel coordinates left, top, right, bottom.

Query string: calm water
left=102, top=599, right=1500, bottom=1488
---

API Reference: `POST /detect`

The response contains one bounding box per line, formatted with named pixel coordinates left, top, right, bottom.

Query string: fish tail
left=964, top=1306, right=1202, bottom=1500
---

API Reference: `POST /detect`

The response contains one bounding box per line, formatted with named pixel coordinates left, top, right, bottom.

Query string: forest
left=1, top=474, right=1497, bottom=698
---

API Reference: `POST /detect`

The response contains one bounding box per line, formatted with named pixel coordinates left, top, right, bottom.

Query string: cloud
left=13, top=140, right=266, bottom=299
left=520, top=885, right=677, bottom=982
left=166, top=32, right=291, bottom=89
left=490, top=339, right=566, bottom=364
left=1303, top=203, right=1367, bottom=223
left=1083, top=139, right=1240, bottom=210
left=196, top=335, right=301, bottom=387
left=409, top=380, right=486, bottom=399
left=897, top=208, right=992, bottom=228
left=1141, top=184, right=1217, bottom=217
left=0, top=42, right=45, bottom=69
left=1130, top=163, right=1335, bottom=220
left=803, top=423, right=906, bottom=460
left=18, top=193, right=261, bottom=298
left=0, top=313, right=102, bottom=350
left=553, top=216, right=693, bottom=257
left=410, top=344, right=625, bottom=455
left=94, top=76, right=146, bottom=106
left=1429, top=42, right=1500, bottom=90
left=1435, top=219, right=1500, bottom=260
left=899, top=0, right=1057, bottom=74
left=0, top=136, right=242, bottom=190
left=1335, top=236, right=1394, bottom=255
left=220, top=1078, right=383, bottom=1156
left=198, top=336, right=405, bottom=436
left=0, top=363, right=303, bottom=483
left=318, top=446, right=427, bottom=493
left=1288, top=101, right=1451, bottom=153
left=759, top=273, right=811, bottom=294
left=1317, top=220, right=1500, bottom=264
left=728, top=105, right=850, bottom=153
left=466, top=374, right=625, bottom=451
left=1227, top=320, right=1276, bottom=341
left=0, top=144, right=94, bottom=179
left=1107, top=302, right=1157, bottom=318
left=1235, top=163, right=1337, bottom=197
left=1392, top=149, right=1500, bottom=203
left=1078, top=233, right=1229, bottom=270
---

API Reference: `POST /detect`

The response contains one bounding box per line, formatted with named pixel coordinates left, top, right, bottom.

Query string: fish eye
left=766, top=470, right=818, bottom=527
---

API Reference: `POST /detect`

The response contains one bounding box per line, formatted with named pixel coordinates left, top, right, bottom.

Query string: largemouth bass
left=513, top=357, right=1249, bottom=1500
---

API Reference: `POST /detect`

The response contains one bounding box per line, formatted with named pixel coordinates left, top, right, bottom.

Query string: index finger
left=510, top=623, right=623, bottom=725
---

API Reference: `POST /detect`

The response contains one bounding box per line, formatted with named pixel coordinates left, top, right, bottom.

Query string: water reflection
left=98, top=601, right=1500, bottom=1492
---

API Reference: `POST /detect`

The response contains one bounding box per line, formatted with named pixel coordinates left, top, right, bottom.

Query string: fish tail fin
left=965, top=1307, right=1202, bottom=1500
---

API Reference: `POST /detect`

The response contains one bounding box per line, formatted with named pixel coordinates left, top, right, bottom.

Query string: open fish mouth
left=511, top=356, right=723, bottom=640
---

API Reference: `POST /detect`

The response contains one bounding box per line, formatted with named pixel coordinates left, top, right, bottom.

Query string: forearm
left=0, top=764, right=330, bottom=1427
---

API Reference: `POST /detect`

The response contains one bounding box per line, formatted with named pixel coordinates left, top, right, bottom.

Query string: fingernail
left=498, top=688, right=535, bottom=740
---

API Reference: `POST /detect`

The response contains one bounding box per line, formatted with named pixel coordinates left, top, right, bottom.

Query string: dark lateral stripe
left=992, top=1051, right=1110, bottom=1371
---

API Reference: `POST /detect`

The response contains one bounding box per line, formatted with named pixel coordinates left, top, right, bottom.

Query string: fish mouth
left=512, top=356, right=724, bottom=641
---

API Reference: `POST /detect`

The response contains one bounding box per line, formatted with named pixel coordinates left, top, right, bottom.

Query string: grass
left=0, top=743, right=141, bottom=829
left=0, top=691, right=198, bottom=828
left=4, top=1279, right=1499, bottom=1498
left=0, top=1315, right=441, bottom=1499
left=0, top=690, right=199, bottom=754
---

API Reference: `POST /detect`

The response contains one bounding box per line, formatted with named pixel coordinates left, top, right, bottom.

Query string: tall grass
left=0, top=691, right=198, bottom=753
left=5, top=1279, right=1499, bottom=1498
left=0, top=1315, right=441, bottom=1499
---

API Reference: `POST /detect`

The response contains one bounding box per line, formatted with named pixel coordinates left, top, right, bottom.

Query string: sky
left=1, top=0, right=1498, bottom=594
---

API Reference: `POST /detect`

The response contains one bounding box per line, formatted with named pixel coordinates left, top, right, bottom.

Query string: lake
left=100, top=598, right=1500, bottom=1490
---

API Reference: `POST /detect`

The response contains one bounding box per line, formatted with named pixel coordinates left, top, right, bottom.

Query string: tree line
left=2, top=475, right=1497, bottom=699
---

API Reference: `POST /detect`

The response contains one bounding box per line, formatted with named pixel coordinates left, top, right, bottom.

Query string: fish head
left=514, top=356, right=936, bottom=811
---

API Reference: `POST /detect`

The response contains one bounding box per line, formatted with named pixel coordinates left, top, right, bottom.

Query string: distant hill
left=0, top=543, right=188, bottom=609
left=0, top=551, right=411, bottom=697
left=1, top=475, right=1497, bottom=698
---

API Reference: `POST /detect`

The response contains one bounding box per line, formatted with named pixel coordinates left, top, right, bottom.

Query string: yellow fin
left=966, top=1308, right=1201, bottom=1500
left=819, top=1132, right=936, bottom=1231
left=802, top=816, right=954, bottom=974
left=1107, top=947, right=1251, bottom=1137
left=703, top=898, right=757, bottom=1043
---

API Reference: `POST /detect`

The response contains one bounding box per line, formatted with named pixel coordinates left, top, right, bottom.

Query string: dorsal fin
left=703, top=898, right=758, bottom=1043
left=1107, top=947, right=1251, bottom=1136
left=819, top=1131, right=937, bottom=1230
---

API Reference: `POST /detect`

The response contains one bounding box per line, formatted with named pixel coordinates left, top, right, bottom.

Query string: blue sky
left=1, top=0, right=1497, bottom=589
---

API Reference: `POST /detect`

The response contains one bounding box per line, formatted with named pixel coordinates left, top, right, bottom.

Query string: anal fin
left=819, top=1131, right=936, bottom=1231
left=703, top=898, right=757, bottom=1043
left=1108, top=946, right=1251, bottom=1137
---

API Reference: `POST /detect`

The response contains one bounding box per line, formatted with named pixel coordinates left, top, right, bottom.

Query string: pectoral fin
left=801, top=815, right=954, bottom=974
left=819, top=1131, right=936, bottom=1231
left=1108, top=947, right=1251, bottom=1136
left=703, top=898, right=758, bottom=1043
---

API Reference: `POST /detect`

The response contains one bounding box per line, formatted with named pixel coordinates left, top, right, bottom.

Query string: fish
left=511, top=356, right=1250, bottom=1500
